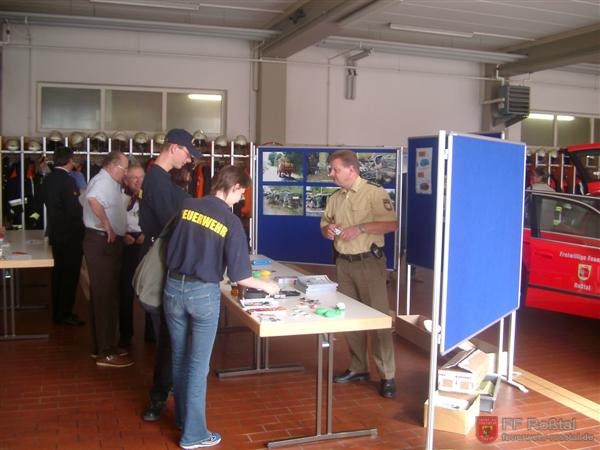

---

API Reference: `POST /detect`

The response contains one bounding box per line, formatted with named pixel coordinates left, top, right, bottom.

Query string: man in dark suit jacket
left=41, top=146, right=85, bottom=326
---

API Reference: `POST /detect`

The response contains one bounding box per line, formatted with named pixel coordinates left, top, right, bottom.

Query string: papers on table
left=240, top=298, right=287, bottom=322
left=296, top=275, right=338, bottom=295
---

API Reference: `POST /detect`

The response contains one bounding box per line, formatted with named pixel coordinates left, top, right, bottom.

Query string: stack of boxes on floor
left=424, top=348, right=501, bottom=434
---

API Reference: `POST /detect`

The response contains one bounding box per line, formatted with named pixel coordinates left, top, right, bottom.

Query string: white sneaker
left=180, top=432, right=222, bottom=449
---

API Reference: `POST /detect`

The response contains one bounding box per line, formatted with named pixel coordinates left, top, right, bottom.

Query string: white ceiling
left=0, top=0, right=599, bottom=75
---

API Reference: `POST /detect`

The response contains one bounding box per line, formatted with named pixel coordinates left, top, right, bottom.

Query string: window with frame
left=41, top=86, right=101, bottom=130
left=39, top=84, right=226, bottom=136
left=521, top=113, right=597, bottom=148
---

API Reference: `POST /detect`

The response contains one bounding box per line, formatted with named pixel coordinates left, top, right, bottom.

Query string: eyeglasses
left=177, top=145, right=191, bottom=159
left=116, top=164, right=128, bottom=173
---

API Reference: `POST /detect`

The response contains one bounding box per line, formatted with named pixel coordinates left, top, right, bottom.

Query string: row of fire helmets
left=213, top=135, right=249, bottom=147
left=2, top=138, right=43, bottom=151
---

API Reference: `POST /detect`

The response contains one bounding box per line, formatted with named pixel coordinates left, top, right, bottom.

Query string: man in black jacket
left=139, top=128, right=200, bottom=421
left=41, top=146, right=85, bottom=326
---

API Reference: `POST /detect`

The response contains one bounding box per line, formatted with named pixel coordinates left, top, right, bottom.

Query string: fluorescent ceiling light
left=388, top=24, right=533, bottom=42
left=197, top=3, right=283, bottom=14
left=90, top=0, right=199, bottom=11
left=188, top=94, right=222, bottom=101
left=89, top=0, right=283, bottom=13
left=527, top=113, right=576, bottom=121
left=389, top=24, right=473, bottom=39
left=528, top=113, right=554, bottom=120
left=472, top=31, right=534, bottom=42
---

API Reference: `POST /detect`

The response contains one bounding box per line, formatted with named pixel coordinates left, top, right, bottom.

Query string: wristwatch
left=358, top=223, right=366, bottom=234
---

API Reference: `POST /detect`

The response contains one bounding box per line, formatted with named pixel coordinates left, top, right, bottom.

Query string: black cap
left=164, top=128, right=202, bottom=159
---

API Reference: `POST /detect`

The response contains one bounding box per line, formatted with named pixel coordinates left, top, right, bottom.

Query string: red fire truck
left=562, top=142, right=600, bottom=196
left=522, top=190, right=599, bottom=319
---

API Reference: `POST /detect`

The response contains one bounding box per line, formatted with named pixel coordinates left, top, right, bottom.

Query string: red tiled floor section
left=0, top=267, right=598, bottom=449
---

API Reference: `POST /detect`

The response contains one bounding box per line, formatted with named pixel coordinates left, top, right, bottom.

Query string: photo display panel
left=406, top=133, right=501, bottom=270
left=406, top=136, right=440, bottom=269
left=440, top=134, right=526, bottom=354
left=256, top=147, right=399, bottom=267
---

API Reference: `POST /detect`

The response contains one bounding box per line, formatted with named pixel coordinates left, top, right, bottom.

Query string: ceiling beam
left=0, top=11, right=278, bottom=41
left=498, top=24, right=600, bottom=77
left=260, top=0, right=382, bottom=58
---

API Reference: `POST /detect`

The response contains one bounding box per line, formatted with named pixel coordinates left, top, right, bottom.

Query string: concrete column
left=256, top=60, right=286, bottom=145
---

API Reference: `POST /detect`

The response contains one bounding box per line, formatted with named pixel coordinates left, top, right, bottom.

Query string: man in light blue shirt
left=81, top=151, right=133, bottom=368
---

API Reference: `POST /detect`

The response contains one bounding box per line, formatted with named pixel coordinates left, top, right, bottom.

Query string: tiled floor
left=0, top=266, right=598, bottom=450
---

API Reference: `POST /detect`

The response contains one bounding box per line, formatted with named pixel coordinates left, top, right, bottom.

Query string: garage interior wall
left=1, top=25, right=254, bottom=139
left=1, top=24, right=599, bottom=145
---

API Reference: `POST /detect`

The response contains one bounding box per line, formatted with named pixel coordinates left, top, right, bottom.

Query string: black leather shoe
left=379, top=379, right=396, bottom=398
left=142, top=400, right=166, bottom=421
left=333, top=369, right=370, bottom=384
left=59, top=317, right=85, bottom=326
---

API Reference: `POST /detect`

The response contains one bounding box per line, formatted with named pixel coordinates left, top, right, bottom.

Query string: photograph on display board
left=305, top=186, right=338, bottom=217
left=263, top=186, right=304, bottom=216
left=385, top=188, right=396, bottom=204
left=262, top=151, right=304, bottom=182
left=357, top=152, right=397, bottom=186
left=307, top=152, right=331, bottom=182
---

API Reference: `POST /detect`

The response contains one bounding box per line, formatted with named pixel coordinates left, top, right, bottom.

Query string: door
left=523, top=192, right=600, bottom=319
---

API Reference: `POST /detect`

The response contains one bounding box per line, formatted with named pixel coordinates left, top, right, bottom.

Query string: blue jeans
left=163, top=276, right=221, bottom=447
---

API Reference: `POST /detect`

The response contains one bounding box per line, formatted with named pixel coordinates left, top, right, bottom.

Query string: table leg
left=0, top=270, right=47, bottom=311
left=267, top=333, right=377, bottom=448
left=0, top=268, right=48, bottom=341
left=2, top=269, right=8, bottom=337
left=216, top=335, right=304, bottom=378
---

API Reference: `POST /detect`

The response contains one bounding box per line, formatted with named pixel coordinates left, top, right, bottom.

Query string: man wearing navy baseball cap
left=164, top=128, right=203, bottom=160
left=139, top=128, right=199, bottom=421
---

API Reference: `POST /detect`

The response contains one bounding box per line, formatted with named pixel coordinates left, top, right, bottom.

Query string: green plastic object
left=314, top=307, right=342, bottom=318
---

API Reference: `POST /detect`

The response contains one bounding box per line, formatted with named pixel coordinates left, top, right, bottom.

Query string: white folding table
left=0, top=230, right=54, bottom=340
left=219, top=258, right=392, bottom=448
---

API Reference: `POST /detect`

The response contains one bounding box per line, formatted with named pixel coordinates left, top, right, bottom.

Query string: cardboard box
left=438, top=349, right=490, bottom=394
left=471, top=338, right=509, bottom=377
left=395, top=314, right=431, bottom=351
left=478, top=374, right=501, bottom=412
left=424, top=391, right=480, bottom=435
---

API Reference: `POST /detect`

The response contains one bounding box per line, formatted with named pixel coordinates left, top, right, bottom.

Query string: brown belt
left=337, top=251, right=372, bottom=262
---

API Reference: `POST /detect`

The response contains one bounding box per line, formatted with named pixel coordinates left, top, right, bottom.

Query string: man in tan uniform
left=320, top=150, right=398, bottom=398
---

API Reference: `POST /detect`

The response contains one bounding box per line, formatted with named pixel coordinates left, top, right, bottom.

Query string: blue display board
left=406, top=132, right=502, bottom=270
left=256, top=147, right=399, bottom=267
left=440, top=133, right=525, bottom=354
left=406, top=136, right=440, bottom=269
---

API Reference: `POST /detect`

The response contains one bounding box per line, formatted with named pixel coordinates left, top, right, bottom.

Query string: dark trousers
left=144, top=303, right=173, bottom=402
left=83, top=230, right=123, bottom=357
left=51, top=242, right=83, bottom=322
left=140, top=239, right=172, bottom=402
left=119, top=241, right=142, bottom=344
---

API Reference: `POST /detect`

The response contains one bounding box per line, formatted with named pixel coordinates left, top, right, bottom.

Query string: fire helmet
left=92, top=131, right=108, bottom=142
left=133, top=132, right=148, bottom=144
left=214, top=135, right=228, bottom=147
left=68, top=131, right=85, bottom=146
left=27, top=140, right=42, bottom=151
left=112, top=131, right=128, bottom=142
left=234, top=135, right=248, bottom=146
left=5, top=139, right=20, bottom=151
left=47, top=130, right=63, bottom=143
